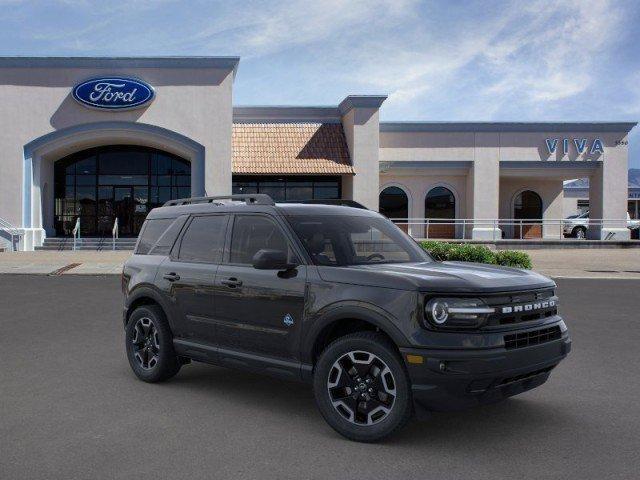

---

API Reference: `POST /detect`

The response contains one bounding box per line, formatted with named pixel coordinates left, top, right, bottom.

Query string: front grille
left=503, top=326, right=561, bottom=350
left=484, top=289, right=558, bottom=327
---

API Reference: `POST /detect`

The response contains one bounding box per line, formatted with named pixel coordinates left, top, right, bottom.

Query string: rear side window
left=148, top=215, right=188, bottom=255
left=178, top=215, right=227, bottom=263
left=136, top=218, right=174, bottom=255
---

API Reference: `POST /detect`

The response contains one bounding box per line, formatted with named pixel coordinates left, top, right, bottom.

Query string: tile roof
left=232, top=123, right=354, bottom=175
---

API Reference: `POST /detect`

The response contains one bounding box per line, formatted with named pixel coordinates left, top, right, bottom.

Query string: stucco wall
left=0, top=63, right=234, bottom=230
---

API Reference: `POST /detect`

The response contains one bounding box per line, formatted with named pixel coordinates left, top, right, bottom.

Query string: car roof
left=146, top=200, right=379, bottom=220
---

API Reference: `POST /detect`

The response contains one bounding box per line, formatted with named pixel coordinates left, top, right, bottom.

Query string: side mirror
left=252, top=249, right=298, bottom=270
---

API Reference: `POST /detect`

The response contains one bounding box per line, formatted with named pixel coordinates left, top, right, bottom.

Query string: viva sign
left=72, top=77, right=155, bottom=110
left=545, top=137, right=604, bottom=156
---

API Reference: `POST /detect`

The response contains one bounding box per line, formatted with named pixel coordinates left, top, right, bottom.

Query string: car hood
left=317, top=261, right=555, bottom=293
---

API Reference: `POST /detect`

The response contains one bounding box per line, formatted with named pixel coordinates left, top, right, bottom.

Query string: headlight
left=424, top=298, right=494, bottom=329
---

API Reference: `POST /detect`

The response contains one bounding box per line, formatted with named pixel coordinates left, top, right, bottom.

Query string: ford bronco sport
left=122, top=194, right=571, bottom=442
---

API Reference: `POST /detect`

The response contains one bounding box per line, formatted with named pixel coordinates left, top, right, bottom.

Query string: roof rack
left=163, top=194, right=275, bottom=207
left=280, top=199, right=368, bottom=210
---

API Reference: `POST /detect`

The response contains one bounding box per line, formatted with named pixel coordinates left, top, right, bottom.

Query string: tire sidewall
left=125, top=305, right=179, bottom=383
left=313, top=334, right=412, bottom=442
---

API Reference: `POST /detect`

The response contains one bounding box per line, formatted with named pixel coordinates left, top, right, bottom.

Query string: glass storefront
left=232, top=176, right=341, bottom=202
left=54, top=146, right=190, bottom=237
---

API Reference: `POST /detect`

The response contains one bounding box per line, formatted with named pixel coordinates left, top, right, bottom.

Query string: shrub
left=494, top=250, right=533, bottom=270
left=419, top=240, right=452, bottom=261
left=419, top=241, right=532, bottom=269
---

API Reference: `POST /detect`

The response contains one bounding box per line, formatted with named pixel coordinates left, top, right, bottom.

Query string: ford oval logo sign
left=72, top=77, right=155, bottom=110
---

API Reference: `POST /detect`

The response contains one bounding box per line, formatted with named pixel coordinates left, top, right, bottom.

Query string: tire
left=125, top=305, right=181, bottom=383
left=573, top=227, right=586, bottom=239
left=313, top=332, right=413, bottom=442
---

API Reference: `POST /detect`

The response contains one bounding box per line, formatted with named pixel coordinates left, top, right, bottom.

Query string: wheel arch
left=124, top=285, right=173, bottom=331
left=303, top=304, right=408, bottom=367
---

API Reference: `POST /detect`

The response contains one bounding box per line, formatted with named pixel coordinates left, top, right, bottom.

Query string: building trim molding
left=381, top=121, right=638, bottom=133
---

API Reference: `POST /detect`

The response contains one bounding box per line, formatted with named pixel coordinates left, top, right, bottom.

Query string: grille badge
left=502, top=299, right=556, bottom=314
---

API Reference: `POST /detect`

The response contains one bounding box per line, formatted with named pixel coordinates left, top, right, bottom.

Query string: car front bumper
left=400, top=330, right=571, bottom=411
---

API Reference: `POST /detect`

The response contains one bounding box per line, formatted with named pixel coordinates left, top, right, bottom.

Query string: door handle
left=163, top=272, right=180, bottom=282
left=221, top=277, right=243, bottom=288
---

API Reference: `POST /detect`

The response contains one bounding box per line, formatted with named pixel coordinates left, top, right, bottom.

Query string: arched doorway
left=53, top=145, right=190, bottom=237
left=379, top=186, right=409, bottom=232
left=425, top=186, right=456, bottom=238
left=513, top=190, right=543, bottom=239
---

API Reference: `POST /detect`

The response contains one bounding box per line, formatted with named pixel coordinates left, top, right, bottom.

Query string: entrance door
left=514, top=190, right=543, bottom=239
left=112, top=186, right=149, bottom=236
left=114, top=187, right=134, bottom=236
left=425, top=186, right=456, bottom=239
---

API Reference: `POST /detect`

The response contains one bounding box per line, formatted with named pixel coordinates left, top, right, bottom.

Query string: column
left=470, top=132, right=501, bottom=240
left=588, top=137, right=630, bottom=240
left=340, top=96, right=387, bottom=211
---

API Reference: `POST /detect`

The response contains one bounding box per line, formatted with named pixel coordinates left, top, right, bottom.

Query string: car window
left=148, top=215, right=188, bottom=255
left=177, top=215, right=227, bottom=263
left=229, top=215, right=293, bottom=265
left=136, top=218, right=174, bottom=255
left=287, top=215, right=431, bottom=266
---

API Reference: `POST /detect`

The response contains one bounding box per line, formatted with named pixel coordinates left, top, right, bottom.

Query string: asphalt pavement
left=0, top=275, right=638, bottom=480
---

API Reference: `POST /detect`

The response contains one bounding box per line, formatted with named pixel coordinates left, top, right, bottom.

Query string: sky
left=1, top=0, right=639, bottom=168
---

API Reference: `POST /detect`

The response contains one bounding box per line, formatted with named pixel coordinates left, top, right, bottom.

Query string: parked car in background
left=563, top=211, right=589, bottom=239
left=563, top=211, right=639, bottom=239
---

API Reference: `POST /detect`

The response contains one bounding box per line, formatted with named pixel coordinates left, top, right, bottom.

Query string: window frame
left=171, top=213, right=230, bottom=265
left=223, top=213, right=307, bottom=267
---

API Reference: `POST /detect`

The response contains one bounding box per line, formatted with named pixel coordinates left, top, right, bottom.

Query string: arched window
left=425, top=186, right=455, bottom=238
left=54, top=145, right=190, bottom=237
left=379, top=186, right=409, bottom=232
left=514, top=190, right=543, bottom=238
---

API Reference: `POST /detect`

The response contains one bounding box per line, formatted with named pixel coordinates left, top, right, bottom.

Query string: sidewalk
left=0, top=249, right=638, bottom=279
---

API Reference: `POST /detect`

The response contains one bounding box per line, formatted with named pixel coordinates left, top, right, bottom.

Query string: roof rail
left=280, top=199, right=368, bottom=210
left=163, top=194, right=275, bottom=207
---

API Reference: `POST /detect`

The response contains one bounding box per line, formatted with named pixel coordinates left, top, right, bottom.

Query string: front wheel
left=574, top=226, right=586, bottom=239
left=313, top=332, right=413, bottom=442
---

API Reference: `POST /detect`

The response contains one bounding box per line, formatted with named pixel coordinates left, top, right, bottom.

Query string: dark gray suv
left=122, top=194, right=571, bottom=442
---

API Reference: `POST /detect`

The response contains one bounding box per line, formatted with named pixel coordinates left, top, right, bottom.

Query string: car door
left=214, top=213, right=307, bottom=363
left=157, top=214, right=229, bottom=350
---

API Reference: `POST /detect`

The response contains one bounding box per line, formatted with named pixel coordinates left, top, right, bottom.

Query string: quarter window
left=178, top=215, right=227, bottom=263
left=136, top=218, right=174, bottom=255
left=229, top=216, right=292, bottom=265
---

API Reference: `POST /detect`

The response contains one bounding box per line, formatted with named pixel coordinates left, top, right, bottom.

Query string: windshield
left=286, top=214, right=432, bottom=266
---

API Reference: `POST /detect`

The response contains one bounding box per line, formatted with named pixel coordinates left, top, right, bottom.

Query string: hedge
left=419, top=241, right=532, bottom=269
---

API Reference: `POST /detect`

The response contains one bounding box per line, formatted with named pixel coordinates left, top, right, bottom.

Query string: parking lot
left=1, top=275, right=639, bottom=479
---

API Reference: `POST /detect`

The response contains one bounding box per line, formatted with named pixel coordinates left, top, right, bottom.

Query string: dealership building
left=0, top=56, right=636, bottom=250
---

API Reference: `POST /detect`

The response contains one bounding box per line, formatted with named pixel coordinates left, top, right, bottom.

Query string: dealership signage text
left=545, top=138, right=604, bottom=156
left=72, top=77, right=155, bottom=110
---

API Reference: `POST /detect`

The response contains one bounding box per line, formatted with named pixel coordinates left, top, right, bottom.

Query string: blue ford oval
left=72, top=77, right=155, bottom=110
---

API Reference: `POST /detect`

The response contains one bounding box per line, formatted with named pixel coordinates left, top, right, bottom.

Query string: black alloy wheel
left=125, top=305, right=181, bottom=383
left=313, top=332, right=412, bottom=442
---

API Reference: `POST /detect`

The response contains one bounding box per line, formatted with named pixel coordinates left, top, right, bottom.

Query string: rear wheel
left=313, top=332, right=412, bottom=442
left=125, top=305, right=181, bottom=383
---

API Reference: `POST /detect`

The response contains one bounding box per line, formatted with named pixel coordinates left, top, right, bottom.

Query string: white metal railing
left=112, top=218, right=119, bottom=251
left=72, top=218, right=81, bottom=251
left=0, top=217, right=23, bottom=251
left=389, top=218, right=639, bottom=241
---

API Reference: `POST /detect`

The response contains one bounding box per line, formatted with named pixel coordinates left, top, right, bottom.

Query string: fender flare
left=301, top=302, right=409, bottom=364
left=124, top=285, right=176, bottom=332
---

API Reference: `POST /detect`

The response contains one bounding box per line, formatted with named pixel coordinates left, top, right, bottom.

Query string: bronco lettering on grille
left=501, top=299, right=556, bottom=314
